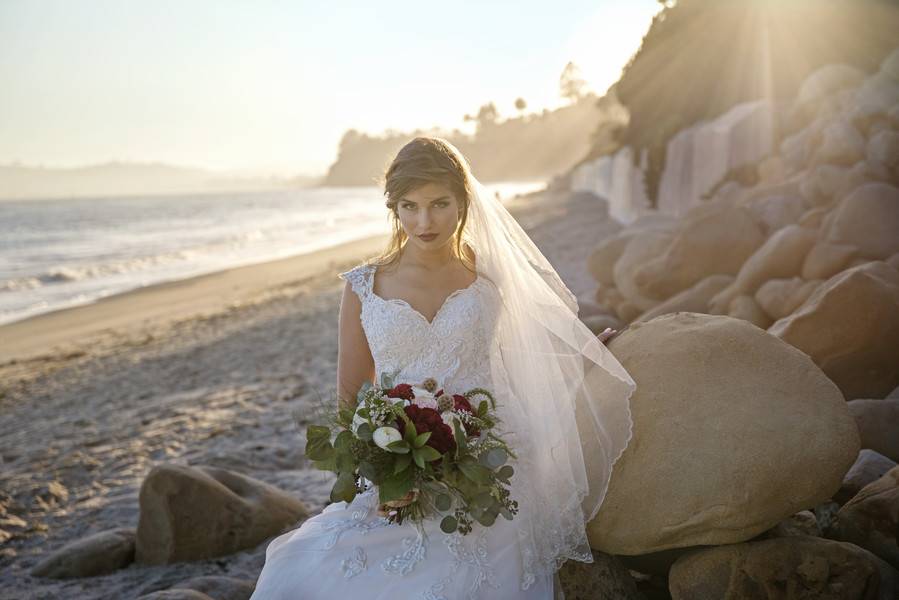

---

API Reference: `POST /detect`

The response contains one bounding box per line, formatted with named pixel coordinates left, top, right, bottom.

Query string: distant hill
left=0, top=162, right=321, bottom=201
left=322, top=93, right=624, bottom=186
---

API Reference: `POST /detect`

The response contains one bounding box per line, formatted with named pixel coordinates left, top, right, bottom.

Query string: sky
left=0, top=0, right=661, bottom=177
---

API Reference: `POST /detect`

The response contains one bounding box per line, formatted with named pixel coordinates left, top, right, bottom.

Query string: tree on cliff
left=560, top=61, right=588, bottom=103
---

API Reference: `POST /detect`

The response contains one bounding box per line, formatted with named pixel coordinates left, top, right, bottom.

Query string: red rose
left=395, top=405, right=456, bottom=455
left=452, top=394, right=473, bottom=413
left=386, top=383, right=414, bottom=401
left=452, top=394, right=480, bottom=437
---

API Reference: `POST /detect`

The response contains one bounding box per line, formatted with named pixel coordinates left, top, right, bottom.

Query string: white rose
left=372, top=426, right=403, bottom=450
left=410, top=386, right=438, bottom=410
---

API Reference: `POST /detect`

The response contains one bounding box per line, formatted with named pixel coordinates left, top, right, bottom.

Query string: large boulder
left=852, top=72, right=899, bottom=123
left=836, top=449, right=897, bottom=505
left=31, top=528, right=135, bottom=578
left=668, top=536, right=899, bottom=600
left=847, top=399, right=899, bottom=462
left=708, top=224, right=818, bottom=313
left=726, top=295, right=772, bottom=329
left=813, top=118, right=866, bottom=166
left=796, top=64, right=867, bottom=106
left=830, top=466, right=899, bottom=569
left=799, top=163, right=872, bottom=207
left=135, top=464, right=308, bottom=564
left=612, top=229, right=675, bottom=312
left=821, top=183, right=899, bottom=260
left=755, top=277, right=822, bottom=321
left=589, top=313, right=859, bottom=555
left=741, top=194, right=806, bottom=236
left=769, top=261, right=899, bottom=400
left=634, top=274, right=734, bottom=323
left=588, top=232, right=635, bottom=287
left=632, top=205, right=766, bottom=300
left=801, top=241, right=859, bottom=281
left=881, top=48, right=899, bottom=82
left=867, top=129, right=899, bottom=172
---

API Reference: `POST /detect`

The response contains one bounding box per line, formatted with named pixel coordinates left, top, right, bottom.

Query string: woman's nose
left=418, top=208, right=432, bottom=227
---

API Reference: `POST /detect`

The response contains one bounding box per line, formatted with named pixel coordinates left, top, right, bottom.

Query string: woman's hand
left=597, top=327, right=618, bottom=344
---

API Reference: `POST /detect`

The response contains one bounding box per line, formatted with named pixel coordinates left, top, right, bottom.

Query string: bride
left=249, top=137, right=636, bottom=599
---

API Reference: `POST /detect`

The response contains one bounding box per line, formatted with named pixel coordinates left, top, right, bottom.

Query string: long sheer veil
left=454, top=150, right=636, bottom=589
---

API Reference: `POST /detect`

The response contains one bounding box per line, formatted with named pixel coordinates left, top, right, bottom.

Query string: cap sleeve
left=338, top=264, right=374, bottom=301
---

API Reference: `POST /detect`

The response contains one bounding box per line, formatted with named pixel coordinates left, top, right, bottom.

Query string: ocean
left=0, top=182, right=544, bottom=326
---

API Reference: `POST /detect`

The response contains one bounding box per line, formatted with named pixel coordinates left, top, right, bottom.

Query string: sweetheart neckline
left=367, top=266, right=482, bottom=327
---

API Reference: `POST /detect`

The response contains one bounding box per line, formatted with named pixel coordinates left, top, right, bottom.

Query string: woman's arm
left=336, top=280, right=375, bottom=411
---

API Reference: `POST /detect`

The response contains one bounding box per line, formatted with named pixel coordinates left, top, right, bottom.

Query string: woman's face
left=395, top=182, right=461, bottom=251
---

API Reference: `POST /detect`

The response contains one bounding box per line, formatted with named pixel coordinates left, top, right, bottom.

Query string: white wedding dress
left=249, top=262, right=557, bottom=599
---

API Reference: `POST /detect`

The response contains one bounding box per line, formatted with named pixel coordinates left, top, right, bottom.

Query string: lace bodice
left=339, top=263, right=501, bottom=395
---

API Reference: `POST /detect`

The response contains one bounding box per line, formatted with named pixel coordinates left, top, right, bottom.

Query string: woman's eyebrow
left=400, top=196, right=450, bottom=203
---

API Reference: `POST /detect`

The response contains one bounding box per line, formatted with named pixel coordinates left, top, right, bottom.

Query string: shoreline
left=0, top=233, right=389, bottom=365
left=0, top=188, right=554, bottom=367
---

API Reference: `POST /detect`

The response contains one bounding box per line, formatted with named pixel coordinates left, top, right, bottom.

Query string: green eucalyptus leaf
left=499, top=506, right=513, bottom=520
left=497, top=465, right=514, bottom=481
left=338, top=406, right=355, bottom=426
left=484, top=448, right=507, bottom=469
left=476, top=511, right=496, bottom=527
left=459, top=460, right=492, bottom=484
left=357, top=461, right=378, bottom=482
left=335, top=430, right=353, bottom=450
left=435, top=494, right=452, bottom=511
left=329, top=471, right=357, bottom=503
left=336, top=451, right=356, bottom=473
left=305, top=425, right=335, bottom=461
left=313, top=455, right=337, bottom=472
left=378, top=468, right=414, bottom=504
left=440, top=515, right=458, bottom=533
left=473, top=491, right=494, bottom=508
left=356, top=423, right=373, bottom=441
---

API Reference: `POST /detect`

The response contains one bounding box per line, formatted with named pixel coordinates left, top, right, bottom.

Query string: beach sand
left=0, top=188, right=621, bottom=599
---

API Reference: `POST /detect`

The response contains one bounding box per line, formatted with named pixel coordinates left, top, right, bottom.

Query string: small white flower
left=410, top=386, right=438, bottom=410
left=372, top=426, right=403, bottom=450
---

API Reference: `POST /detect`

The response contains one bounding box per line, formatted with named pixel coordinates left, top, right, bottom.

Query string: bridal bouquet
left=304, top=370, right=518, bottom=535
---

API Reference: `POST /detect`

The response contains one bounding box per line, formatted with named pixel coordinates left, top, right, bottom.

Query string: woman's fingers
left=598, top=327, right=618, bottom=343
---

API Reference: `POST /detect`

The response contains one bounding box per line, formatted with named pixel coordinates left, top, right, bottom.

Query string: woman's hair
left=368, top=136, right=476, bottom=272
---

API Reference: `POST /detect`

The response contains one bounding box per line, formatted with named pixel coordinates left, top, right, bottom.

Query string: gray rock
left=135, top=463, right=308, bottom=565
left=847, top=399, right=899, bottom=462
left=669, top=536, right=898, bottom=600
left=31, top=527, right=135, bottom=579
left=557, top=549, right=642, bottom=600
left=836, top=449, right=897, bottom=505
left=830, top=466, right=899, bottom=569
